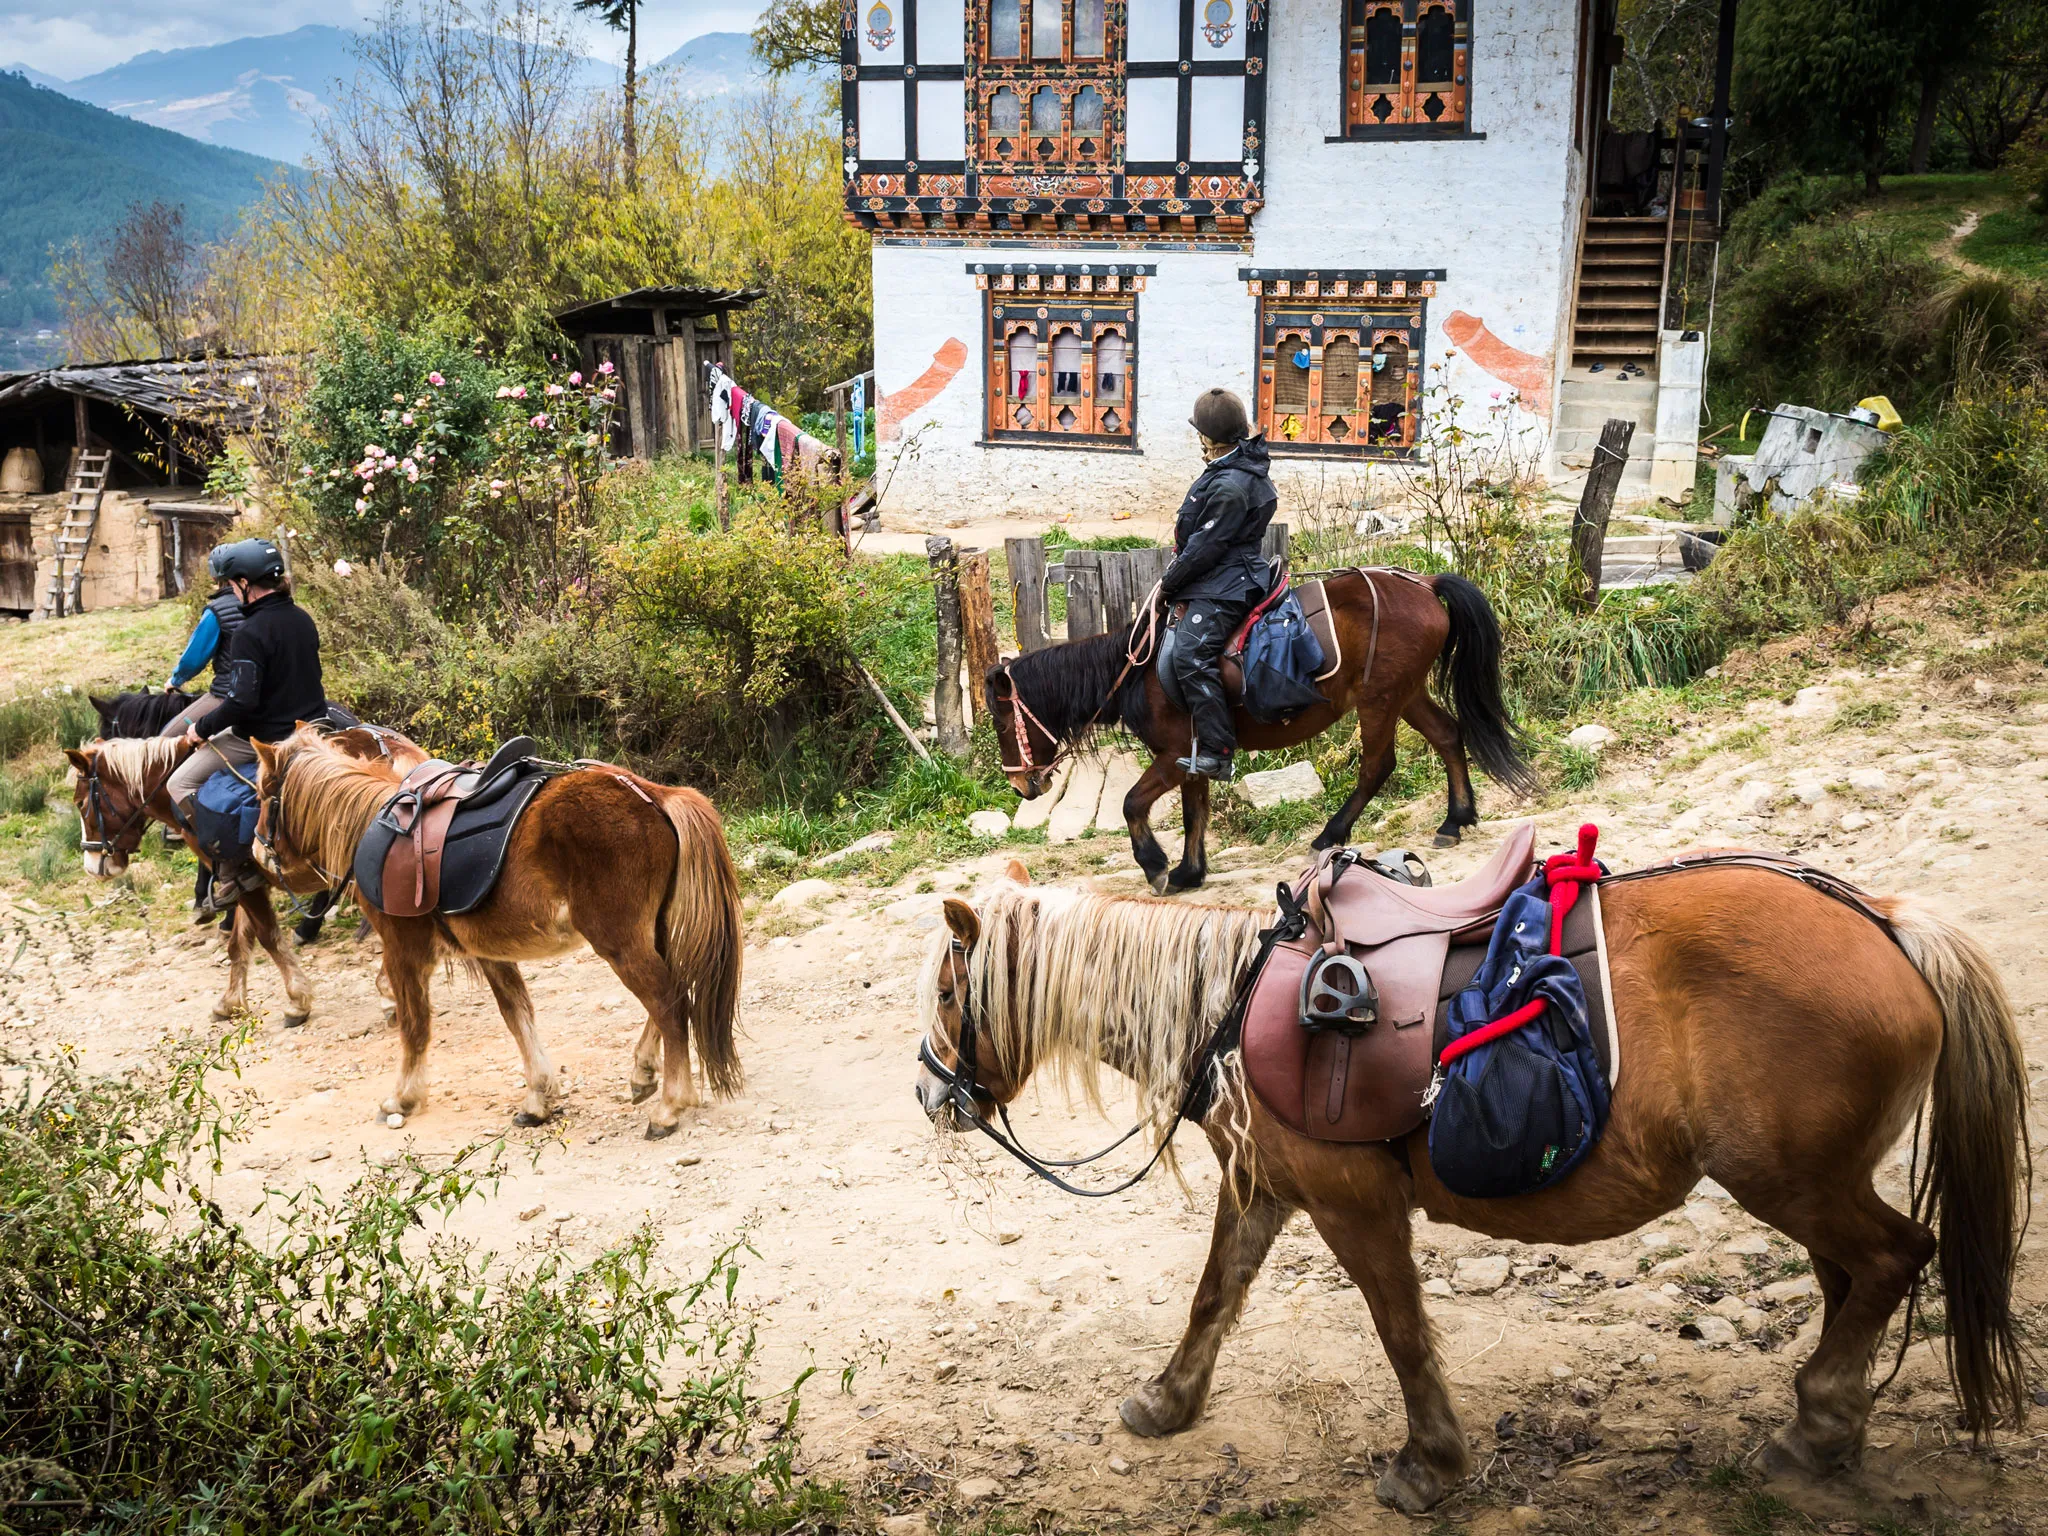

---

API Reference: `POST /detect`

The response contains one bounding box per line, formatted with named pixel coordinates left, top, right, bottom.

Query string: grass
left=1846, top=172, right=2014, bottom=252
left=0, top=602, right=189, bottom=697
left=1960, top=207, right=2048, bottom=281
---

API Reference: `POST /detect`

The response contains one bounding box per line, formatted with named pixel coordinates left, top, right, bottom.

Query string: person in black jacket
left=1159, top=388, right=1278, bottom=782
left=166, top=538, right=328, bottom=914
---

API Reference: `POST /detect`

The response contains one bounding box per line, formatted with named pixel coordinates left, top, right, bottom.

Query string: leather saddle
left=1242, top=821, right=1614, bottom=1144
left=1157, top=572, right=1342, bottom=709
left=353, top=736, right=552, bottom=918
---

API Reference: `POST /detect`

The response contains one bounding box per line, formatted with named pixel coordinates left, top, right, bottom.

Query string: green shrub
left=0, top=1039, right=816, bottom=1534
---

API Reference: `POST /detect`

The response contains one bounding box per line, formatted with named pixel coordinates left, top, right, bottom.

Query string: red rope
left=1437, top=823, right=1600, bottom=1070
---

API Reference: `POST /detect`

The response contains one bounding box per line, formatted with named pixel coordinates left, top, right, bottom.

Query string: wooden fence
left=1003, top=525, right=1288, bottom=650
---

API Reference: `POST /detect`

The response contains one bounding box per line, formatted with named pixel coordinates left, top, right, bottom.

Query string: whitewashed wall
left=870, top=0, right=1587, bottom=523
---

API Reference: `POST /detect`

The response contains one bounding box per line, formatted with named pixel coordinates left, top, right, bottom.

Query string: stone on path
left=1011, top=769, right=1066, bottom=831
left=956, top=1476, right=1002, bottom=1502
left=1722, top=1233, right=1771, bottom=1256
left=1567, top=722, right=1617, bottom=751
left=769, top=878, right=836, bottom=910
left=1761, top=1275, right=1817, bottom=1303
left=1048, top=756, right=1108, bottom=843
left=966, top=809, right=1011, bottom=838
left=1846, top=768, right=1891, bottom=793
left=1093, top=753, right=1146, bottom=833
left=1732, top=781, right=1778, bottom=817
left=1236, top=759, right=1324, bottom=809
left=816, top=831, right=895, bottom=866
left=1691, top=1315, right=1738, bottom=1345
left=1839, top=811, right=1872, bottom=832
left=1453, top=1254, right=1512, bottom=1292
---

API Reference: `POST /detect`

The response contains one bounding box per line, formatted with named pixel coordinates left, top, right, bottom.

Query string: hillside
left=0, top=71, right=288, bottom=338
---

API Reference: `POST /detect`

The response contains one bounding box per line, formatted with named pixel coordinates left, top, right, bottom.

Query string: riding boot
left=1167, top=599, right=1243, bottom=781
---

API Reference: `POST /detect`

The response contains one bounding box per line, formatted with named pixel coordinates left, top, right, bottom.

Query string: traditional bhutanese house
left=552, top=286, right=766, bottom=459
left=0, top=355, right=276, bottom=617
left=843, top=0, right=1738, bottom=516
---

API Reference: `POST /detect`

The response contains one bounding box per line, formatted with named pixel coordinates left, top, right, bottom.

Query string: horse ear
left=251, top=739, right=280, bottom=777
left=64, top=747, right=92, bottom=775
left=942, top=897, right=981, bottom=947
left=1002, top=858, right=1031, bottom=885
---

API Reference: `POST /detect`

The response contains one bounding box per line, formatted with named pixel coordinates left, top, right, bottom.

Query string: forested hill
left=0, top=71, right=289, bottom=334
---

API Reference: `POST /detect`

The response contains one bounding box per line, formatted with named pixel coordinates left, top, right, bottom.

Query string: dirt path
left=13, top=641, right=2048, bottom=1533
left=1941, top=209, right=1999, bottom=281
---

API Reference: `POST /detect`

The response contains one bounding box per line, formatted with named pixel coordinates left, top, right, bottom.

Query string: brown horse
left=913, top=860, right=2029, bottom=1512
left=986, top=569, right=1536, bottom=894
left=252, top=724, right=744, bottom=1137
left=66, top=728, right=428, bottom=1025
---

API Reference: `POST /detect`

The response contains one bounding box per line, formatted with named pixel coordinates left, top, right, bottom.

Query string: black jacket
left=1161, top=434, right=1278, bottom=603
left=198, top=590, right=327, bottom=744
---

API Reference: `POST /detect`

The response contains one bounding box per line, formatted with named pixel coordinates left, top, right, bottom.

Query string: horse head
left=914, top=860, right=1037, bottom=1126
left=65, top=738, right=189, bottom=877
left=88, top=695, right=119, bottom=738
left=987, top=669, right=1060, bottom=799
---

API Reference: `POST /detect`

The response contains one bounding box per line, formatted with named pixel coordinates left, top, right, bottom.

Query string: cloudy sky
left=4, top=0, right=764, bottom=80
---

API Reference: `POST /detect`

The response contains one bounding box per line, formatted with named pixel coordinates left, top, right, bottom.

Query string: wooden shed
left=552, top=287, right=764, bottom=459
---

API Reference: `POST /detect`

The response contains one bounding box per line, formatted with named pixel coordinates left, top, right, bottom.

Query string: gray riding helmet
left=208, top=538, right=286, bottom=585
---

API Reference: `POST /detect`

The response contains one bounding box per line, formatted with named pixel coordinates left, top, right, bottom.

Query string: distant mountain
left=653, top=31, right=830, bottom=96
left=0, top=62, right=68, bottom=91
left=0, top=70, right=291, bottom=335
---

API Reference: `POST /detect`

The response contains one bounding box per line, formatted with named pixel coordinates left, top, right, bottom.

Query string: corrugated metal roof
left=0, top=354, right=288, bottom=426
left=552, top=286, right=766, bottom=334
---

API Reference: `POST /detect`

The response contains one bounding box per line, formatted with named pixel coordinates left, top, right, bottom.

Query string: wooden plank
left=927, top=536, right=970, bottom=757
left=959, top=551, right=1000, bottom=721
left=1572, top=418, right=1636, bottom=605
left=1063, top=550, right=1104, bottom=639
left=1093, top=752, right=1146, bottom=834
left=1127, top=546, right=1171, bottom=612
left=1262, top=521, right=1290, bottom=563
left=1006, top=536, right=1049, bottom=652
left=1098, top=551, right=1134, bottom=637
left=1047, top=755, right=1107, bottom=843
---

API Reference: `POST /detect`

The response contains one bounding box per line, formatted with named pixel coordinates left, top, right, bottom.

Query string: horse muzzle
left=1006, top=768, right=1055, bottom=799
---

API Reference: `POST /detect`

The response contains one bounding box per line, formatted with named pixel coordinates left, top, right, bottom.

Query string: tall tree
left=1944, top=1, right=2048, bottom=168
left=753, top=0, right=843, bottom=75
left=51, top=199, right=202, bottom=358
left=576, top=0, right=643, bottom=190
left=1735, top=0, right=1919, bottom=193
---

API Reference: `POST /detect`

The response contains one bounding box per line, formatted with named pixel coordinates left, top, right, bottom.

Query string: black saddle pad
left=354, top=767, right=550, bottom=916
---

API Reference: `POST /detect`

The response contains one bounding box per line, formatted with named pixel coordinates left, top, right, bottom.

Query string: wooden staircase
left=1570, top=217, right=1668, bottom=367
left=45, top=448, right=110, bottom=618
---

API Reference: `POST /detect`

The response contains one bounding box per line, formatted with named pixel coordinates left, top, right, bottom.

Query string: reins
left=80, top=755, right=179, bottom=857
left=998, top=583, right=1163, bottom=777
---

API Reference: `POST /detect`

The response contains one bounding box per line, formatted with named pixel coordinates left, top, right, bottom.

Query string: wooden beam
left=927, top=536, right=970, bottom=758
left=1572, top=417, right=1635, bottom=605
left=959, top=551, right=1000, bottom=723
left=1006, top=536, right=1049, bottom=652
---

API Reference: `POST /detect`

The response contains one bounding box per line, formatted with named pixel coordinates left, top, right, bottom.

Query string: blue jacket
left=167, top=589, right=246, bottom=696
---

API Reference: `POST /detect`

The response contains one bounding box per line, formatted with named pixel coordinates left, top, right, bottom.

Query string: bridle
left=79, top=756, right=176, bottom=859
left=996, top=584, right=1163, bottom=778
left=917, top=898, right=1302, bottom=1196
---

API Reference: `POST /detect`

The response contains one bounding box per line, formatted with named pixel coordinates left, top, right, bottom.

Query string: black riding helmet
left=1188, top=387, right=1250, bottom=443
left=208, top=537, right=286, bottom=586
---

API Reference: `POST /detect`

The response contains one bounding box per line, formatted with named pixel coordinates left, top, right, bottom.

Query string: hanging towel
left=707, top=367, right=736, bottom=451
left=851, top=376, right=866, bottom=457
left=775, top=416, right=799, bottom=472
left=735, top=395, right=756, bottom=483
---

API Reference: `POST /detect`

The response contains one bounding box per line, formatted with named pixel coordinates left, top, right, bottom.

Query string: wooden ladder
left=46, top=448, right=111, bottom=618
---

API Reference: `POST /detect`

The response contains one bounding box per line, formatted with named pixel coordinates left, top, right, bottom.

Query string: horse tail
left=1886, top=896, right=2031, bottom=1435
left=653, top=784, right=745, bottom=1098
left=1428, top=572, right=1537, bottom=795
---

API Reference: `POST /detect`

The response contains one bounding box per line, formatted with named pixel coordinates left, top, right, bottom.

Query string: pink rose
left=428, top=371, right=445, bottom=386
left=568, top=371, right=583, bottom=385
left=597, top=360, right=615, bottom=376
left=530, top=413, right=550, bottom=430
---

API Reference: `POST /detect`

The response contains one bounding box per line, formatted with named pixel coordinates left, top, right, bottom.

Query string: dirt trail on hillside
left=14, top=655, right=2048, bottom=1533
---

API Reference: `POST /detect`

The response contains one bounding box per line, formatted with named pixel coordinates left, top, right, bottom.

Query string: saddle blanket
left=354, top=766, right=550, bottom=917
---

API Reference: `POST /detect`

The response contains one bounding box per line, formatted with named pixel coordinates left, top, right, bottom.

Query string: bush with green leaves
left=0, top=1037, right=817, bottom=1534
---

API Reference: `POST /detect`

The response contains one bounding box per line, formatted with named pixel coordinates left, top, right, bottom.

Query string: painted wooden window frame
left=1336, top=0, right=1476, bottom=140
left=1241, top=268, right=1441, bottom=460
left=843, top=0, right=1268, bottom=240
left=974, top=263, right=1151, bottom=450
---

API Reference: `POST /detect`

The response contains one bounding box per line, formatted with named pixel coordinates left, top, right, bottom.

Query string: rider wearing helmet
left=156, top=572, right=248, bottom=737
left=1159, top=388, right=1278, bottom=782
left=165, top=538, right=328, bottom=913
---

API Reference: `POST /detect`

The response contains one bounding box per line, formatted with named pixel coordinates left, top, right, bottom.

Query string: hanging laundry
left=707, top=366, right=736, bottom=451
left=775, top=415, right=799, bottom=473
left=850, top=376, right=866, bottom=458
left=735, top=396, right=757, bottom=483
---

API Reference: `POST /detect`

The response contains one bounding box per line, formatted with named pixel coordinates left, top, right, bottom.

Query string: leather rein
left=997, top=583, right=1162, bottom=778
left=79, top=757, right=178, bottom=857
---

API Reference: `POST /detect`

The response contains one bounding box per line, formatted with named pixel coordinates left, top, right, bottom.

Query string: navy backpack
left=188, top=768, right=261, bottom=867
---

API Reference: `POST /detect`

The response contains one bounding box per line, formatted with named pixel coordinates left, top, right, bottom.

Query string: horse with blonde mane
left=63, top=729, right=420, bottom=1024
left=914, top=859, right=2030, bottom=1512
left=253, top=724, right=743, bottom=1136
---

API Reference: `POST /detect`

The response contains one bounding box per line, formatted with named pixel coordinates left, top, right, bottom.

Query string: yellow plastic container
left=1856, top=395, right=1903, bottom=431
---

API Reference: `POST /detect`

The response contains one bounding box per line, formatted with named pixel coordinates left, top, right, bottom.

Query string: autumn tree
left=753, top=0, right=843, bottom=74
left=50, top=199, right=204, bottom=359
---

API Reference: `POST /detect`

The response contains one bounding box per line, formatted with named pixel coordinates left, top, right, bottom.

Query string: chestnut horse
left=913, top=861, right=2029, bottom=1512
left=252, top=724, right=743, bottom=1137
left=986, top=570, right=1536, bottom=894
left=63, top=730, right=420, bottom=1024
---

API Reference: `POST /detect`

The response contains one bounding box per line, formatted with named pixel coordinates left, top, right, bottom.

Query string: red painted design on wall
left=1442, top=311, right=1552, bottom=418
left=880, top=338, right=972, bottom=440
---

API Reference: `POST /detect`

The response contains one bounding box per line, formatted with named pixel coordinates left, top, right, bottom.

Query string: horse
left=912, top=860, right=2029, bottom=1513
left=90, top=688, right=195, bottom=739
left=251, top=723, right=744, bottom=1137
left=65, top=735, right=320, bottom=1025
left=986, top=569, right=1535, bottom=895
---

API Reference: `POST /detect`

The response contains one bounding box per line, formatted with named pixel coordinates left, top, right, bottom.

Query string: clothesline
left=706, top=364, right=839, bottom=488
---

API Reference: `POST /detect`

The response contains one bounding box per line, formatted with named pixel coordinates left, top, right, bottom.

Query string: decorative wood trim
left=1340, top=0, right=1472, bottom=138
left=982, top=268, right=1141, bottom=445
left=1240, top=267, right=1439, bottom=460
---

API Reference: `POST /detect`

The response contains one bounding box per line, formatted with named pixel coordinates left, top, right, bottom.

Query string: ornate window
left=1242, top=269, right=1440, bottom=459
left=975, top=263, right=1150, bottom=448
left=844, top=0, right=1267, bottom=241
left=1342, top=0, right=1471, bottom=136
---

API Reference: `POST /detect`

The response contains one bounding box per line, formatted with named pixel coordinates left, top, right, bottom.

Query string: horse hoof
left=1431, top=832, right=1460, bottom=848
left=1166, top=871, right=1205, bottom=893
left=629, top=1080, right=656, bottom=1105
left=1118, top=1385, right=1194, bottom=1439
left=283, top=1012, right=311, bottom=1029
left=644, top=1119, right=680, bottom=1141
left=1148, top=871, right=1171, bottom=897
left=512, top=1109, right=552, bottom=1128
left=1374, top=1462, right=1448, bottom=1514
left=1760, top=1424, right=1858, bottom=1481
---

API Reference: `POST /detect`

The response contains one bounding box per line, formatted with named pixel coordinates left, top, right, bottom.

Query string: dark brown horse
left=986, top=570, right=1535, bottom=893
left=252, top=723, right=744, bottom=1137
left=914, top=861, right=2030, bottom=1512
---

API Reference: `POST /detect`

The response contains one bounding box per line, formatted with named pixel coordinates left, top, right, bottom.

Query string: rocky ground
left=9, top=595, right=2048, bottom=1535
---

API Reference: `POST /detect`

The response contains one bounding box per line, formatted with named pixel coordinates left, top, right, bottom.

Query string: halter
left=997, top=584, right=1162, bottom=778
left=79, top=755, right=176, bottom=858
left=917, top=894, right=1303, bottom=1197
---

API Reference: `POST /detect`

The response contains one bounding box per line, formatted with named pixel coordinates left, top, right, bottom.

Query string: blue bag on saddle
left=1241, top=591, right=1326, bottom=724
left=189, top=768, right=260, bottom=865
left=1427, top=874, right=1611, bottom=1198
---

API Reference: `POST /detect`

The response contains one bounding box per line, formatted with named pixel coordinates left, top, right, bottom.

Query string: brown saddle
left=1244, top=822, right=1570, bottom=1143
left=356, top=736, right=540, bottom=918
left=1166, top=575, right=1344, bottom=705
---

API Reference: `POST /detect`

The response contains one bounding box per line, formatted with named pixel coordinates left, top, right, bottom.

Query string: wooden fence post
left=1006, top=536, right=1049, bottom=652
left=1099, top=551, right=1134, bottom=638
left=959, top=551, right=1000, bottom=722
left=1063, top=550, right=1104, bottom=639
left=1571, top=419, right=1635, bottom=606
left=927, top=536, right=970, bottom=758
left=713, top=436, right=730, bottom=530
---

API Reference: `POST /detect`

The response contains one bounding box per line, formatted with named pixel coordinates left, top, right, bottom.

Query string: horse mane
left=919, top=880, right=1264, bottom=1136
left=999, top=627, right=1150, bottom=746
left=272, top=732, right=402, bottom=879
left=84, top=735, right=187, bottom=790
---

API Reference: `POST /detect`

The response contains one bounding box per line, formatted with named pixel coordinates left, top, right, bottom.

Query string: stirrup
left=1175, top=752, right=1235, bottom=782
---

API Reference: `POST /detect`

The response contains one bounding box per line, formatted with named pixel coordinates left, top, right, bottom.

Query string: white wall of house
left=870, top=0, right=1588, bottom=523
